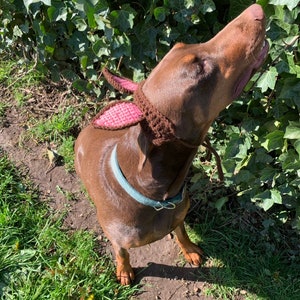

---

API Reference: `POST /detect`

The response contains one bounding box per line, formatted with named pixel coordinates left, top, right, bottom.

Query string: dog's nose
left=247, top=4, right=265, bottom=21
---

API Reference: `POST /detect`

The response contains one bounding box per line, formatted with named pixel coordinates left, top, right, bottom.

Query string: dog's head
left=142, top=4, right=268, bottom=144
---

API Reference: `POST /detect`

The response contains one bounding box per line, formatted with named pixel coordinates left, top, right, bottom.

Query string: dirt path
left=1, top=107, right=213, bottom=300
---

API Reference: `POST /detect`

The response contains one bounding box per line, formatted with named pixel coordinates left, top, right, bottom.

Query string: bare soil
left=0, top=85, right=214, bottom=300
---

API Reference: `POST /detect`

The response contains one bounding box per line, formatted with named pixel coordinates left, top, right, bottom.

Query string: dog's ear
left=102, top=68, right=138, bottom=93
left=92, top=101, right=143, bottom=130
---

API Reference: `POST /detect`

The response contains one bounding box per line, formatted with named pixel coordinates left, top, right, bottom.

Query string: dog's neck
left=116, top=125, right=198, bottom=201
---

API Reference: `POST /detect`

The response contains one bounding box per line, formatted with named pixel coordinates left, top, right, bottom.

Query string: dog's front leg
left=113, top=245, right=135, bottom=285
left=174, top=222, right=203, bottom=266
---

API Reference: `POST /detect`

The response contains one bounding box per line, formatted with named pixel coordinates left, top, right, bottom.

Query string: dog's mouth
left=233, top=39, right=269, bottom=98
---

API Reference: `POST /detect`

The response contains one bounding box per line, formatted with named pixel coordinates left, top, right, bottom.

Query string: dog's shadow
left=134, top=262, right=206, bottom=283
left=126, top=234, right=207, bottom=286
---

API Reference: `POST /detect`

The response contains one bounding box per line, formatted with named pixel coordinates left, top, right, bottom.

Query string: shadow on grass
left=190, top=211, right=300, bottom=300
left=135, top=206, right=300, bottom=299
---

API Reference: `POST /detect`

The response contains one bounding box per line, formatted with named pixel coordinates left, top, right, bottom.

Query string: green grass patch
left=57, top=136, right=77, bottom=172
left=0, top=61, right=17, bottom=84
left=28, top=107, right=80, bottom=143
left=0, top=60, right=44, bottom=107
left=0, top=149, right=138, bottom=299
left=0, top=60, right=44, bottom=88
left=27, top=107, right=81, bottom=171
left=187, top=209, right=300, bottom=299
left=0, top=102, right=7, bottom=118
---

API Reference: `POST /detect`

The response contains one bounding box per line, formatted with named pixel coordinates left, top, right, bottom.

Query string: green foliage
left=28, top=106, right=80, bottom=142
left=0, top=0, right=227, bottom=92
left=26, top=106, right=81, bottom=170
left=0, top=0, right=299, bottom=229
left=58, top=136, right=76, bottom=171
left=187, top=210, right=300, bottom=299
left=0, top=150, right=137, bottom=299
left=209, top=0, right=300, bottom=230
left=0, top=102, right=7, bottom=118
left=191, top=1, right=300, bottom=231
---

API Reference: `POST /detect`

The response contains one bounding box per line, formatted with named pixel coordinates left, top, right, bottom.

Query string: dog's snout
left=247, top=4, right=265, bottom=21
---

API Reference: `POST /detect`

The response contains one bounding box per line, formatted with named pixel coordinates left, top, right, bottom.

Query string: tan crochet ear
left=102, top=68, right=138, bottom=93
left=92, top=101, right=143, bottom=130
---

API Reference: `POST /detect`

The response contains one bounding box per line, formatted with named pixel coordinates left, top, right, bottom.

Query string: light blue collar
left=110, top=145, right=185, bottom=211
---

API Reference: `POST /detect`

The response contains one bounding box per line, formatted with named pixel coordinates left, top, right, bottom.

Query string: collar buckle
left=154, top=201, right=177, bottom=211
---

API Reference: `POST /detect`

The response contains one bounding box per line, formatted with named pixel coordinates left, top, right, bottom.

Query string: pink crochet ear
left=102, top=68, right=138, bottom=93
left=92, top=101, right=143, bottom=130
left=110, top=74, right=138, bottom=92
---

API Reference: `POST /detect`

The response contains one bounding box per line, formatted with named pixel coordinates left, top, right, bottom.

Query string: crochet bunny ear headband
left=92, top=68, right=195, bottom=147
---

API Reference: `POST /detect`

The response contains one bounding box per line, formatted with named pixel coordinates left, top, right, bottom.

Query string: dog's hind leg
left=174, top=222, right=203, bottom=266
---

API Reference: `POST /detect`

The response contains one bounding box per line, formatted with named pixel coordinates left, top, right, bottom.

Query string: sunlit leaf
left=269, top=0, right=299, bottom=10
left=200, top=0, right=216, bottom=14
left=261, top=130, right=285, bottom=151
left=47, top=4, right=67, bottom=21
left=271, top=189, right=282, bottom=204
left=23, top=0, right=51, bottom=11
left=256, top=66, right=278, bottom=93
left=253, top=191, right=274, bottom=211
left=284, top=122, right=300, bottom=139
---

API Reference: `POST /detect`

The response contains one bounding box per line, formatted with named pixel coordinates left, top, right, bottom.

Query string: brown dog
left=75, top=4, right=268, bottom=285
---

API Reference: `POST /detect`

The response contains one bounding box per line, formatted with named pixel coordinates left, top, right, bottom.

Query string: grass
left=0, top=60, right=44, bottom=107
left=0, top=102, right=7, bottom=127
left=187, top=154, right=300, bottom=299
left=27, top=107, right=80, bottom=171
left=186, top=205, right=300, bottom=299
left=0, top=102, right=6, bottom=117
left=0, top=150, right=138, bottom=299
left=29, top=107, right=80, bottom=143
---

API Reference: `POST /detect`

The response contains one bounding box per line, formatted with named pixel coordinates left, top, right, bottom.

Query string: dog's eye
left=195, top=62, right=204, bottom=75
left=181, top=60, right=204, bottom=79
left=195, top=59, right=216, bottom=81
left=179, top=53, right=216, bottom=80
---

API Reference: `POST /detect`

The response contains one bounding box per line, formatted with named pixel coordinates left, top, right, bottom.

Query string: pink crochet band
left=93, top=68, right=196, bottom=147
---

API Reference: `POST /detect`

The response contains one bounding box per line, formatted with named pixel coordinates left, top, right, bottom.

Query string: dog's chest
left=106, top=205, right=187, bottom=248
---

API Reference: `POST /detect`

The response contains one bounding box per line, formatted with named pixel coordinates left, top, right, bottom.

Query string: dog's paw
left=116, top=264, right=135, bottom=285
left=182, top=243, right=203, bottom=266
